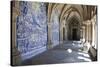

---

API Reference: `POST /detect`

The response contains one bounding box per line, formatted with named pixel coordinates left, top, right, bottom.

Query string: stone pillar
left=83, top=20, right=91, bottom=53
left=85, top=20, right=91, bottom=42
left=63, top=20, right=67, bottom=41
left=88, top=22, right=92, bottom=43
left=82, top=26, right=85, bottom=42
left=80, top=28, right=83, bottom=39
left=95, top=24, right=97, bottom=49
left=85, top=24, right=88, bottom=42
left=80, top=26, right=85, bottom=45
left=80, top=28, right=83, bottom=47
left=11, top=1, right=21, bottom=66
left=88, top=26, right=90, bottom=42
left=93, top=15, right=97, bottom=49
left=65, top=21, right=68, bottom=41
left=47, top=22, right=52, bottom=49
left=59, top=22, right=63, bottom=44
left=91, top=18, right=95, bottom=47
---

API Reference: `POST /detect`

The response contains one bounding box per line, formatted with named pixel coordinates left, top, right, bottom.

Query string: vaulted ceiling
left=47, top=3, right=97, bottom=24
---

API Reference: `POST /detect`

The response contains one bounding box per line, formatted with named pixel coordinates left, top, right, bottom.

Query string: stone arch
left=63, top=10, right=82, bottom=41
left=60, top=5, right=83, bottom=24
left=67, top=16, right=81, bottom=40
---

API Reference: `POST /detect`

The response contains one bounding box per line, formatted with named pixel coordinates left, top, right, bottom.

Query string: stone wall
left=51, top=9, right=59, bottom=47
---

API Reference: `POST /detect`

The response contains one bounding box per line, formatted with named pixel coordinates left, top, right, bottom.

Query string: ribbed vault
left=47, top=3, right=97, bottom=42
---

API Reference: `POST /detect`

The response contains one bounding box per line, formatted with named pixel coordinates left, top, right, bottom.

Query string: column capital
left=81, top=25, right=85, bottom=29
left=83, top=20, right=91, bottom=25
left=91, top=15, right=97, bottom=25
left=91, top=18, right=96, bottom=25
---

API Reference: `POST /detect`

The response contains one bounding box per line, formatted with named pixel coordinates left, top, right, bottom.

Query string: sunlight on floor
left=67, top=49, right=72, bottom=53
left=78, top=49, right=82, bottom=51
left=78, top=52, right=90, bottom=57
left=77, top=56, right=91, bottom=61
left=72, top=43, right=75, bottom=46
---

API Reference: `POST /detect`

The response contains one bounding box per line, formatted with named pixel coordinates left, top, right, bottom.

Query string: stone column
left=80, top=28, right=83, bottom=47
left=91, top=18, right=95, bottom=47
left=85, top=24, right=88, bottom=42
left=61, top=20, right=66, bottom=41
left=82, top=26, right=85, bottom=41
left=59, top=22, right=63, bottom=44
left=83, top=20, right=91, bottom=53
left=11, top=1, right=21, bottom=66
left=88, top=26, right=90, bottom=42
left=47, top=22, right=52, bottom=49
left=89, top=22, right=92, bottom=45
left=85, top=20, right=91, bottom=42
left=91, top=15, right=97, bottom=49
left=63, top=20, right=67, bottom=41
left=80, top=28, right=83, bottom=39
left=81, top=26, right=85, bottom=44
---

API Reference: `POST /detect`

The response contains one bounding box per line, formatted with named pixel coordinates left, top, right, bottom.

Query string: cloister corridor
left=11, top=1, right=97, bottom=66
left=22, top=41, right=91, bottom=65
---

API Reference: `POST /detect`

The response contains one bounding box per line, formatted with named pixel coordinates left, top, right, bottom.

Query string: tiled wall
left=13, top=1, right=60, bottom=61
left=16, top=2, right=47, bottom=60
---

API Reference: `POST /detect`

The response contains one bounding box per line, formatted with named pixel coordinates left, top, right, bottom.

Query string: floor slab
left=22, top=41, right=91, bottom=65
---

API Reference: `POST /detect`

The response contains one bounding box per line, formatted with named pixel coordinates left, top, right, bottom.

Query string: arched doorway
left=72, top=28, right=78, bottom=40
left=68, top=17, right=80, bottom=41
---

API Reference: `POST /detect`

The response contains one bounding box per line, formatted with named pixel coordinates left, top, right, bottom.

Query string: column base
left=82, top=41, right=91, bottom=53
left=11, top=47, right=21, bottom=66
left=47, top=41, right=53, bottom=49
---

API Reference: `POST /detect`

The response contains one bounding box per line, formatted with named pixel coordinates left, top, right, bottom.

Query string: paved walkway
left=22, top=41, right=91, bottom=65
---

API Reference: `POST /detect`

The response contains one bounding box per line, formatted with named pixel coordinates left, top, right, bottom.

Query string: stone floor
left=22, top=41, right=91, bottom=65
